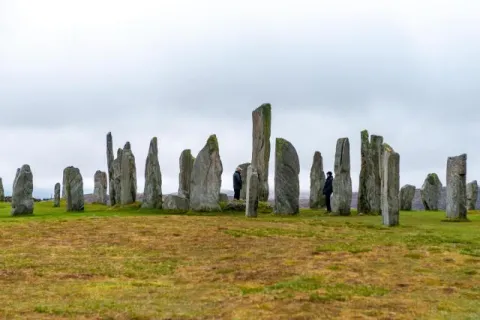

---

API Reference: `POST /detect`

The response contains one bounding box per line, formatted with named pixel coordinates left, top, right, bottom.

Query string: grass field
left=0, top=201, right=479, bottom=319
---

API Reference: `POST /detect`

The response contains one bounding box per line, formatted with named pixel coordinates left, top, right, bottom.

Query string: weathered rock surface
left=113, top=148, right=123, bottom=205
left=190, top=135, right=223, bottom=211
left=0, top=177, right=4, bottom=201
left=466, top=180, right=478, bottom=210
left=120, top=142, right=137, bottom=205
left=381, top=145, right=400, bottom=226
left=358, top=130, right=383, bottom=214
left=142, top=137, right=162, bottom=209
left=274, top=138, right=300, bottom=215
left=246, top=165, right=259, bottom=217
left=178, top=149, right=195, bottom=199
left=53, top=182, right=60, bottom=207
left=446, top=154, right=467, bottom=220
left=251, top=103, right=271, bottom=201
left=420, top=173, right=442, bottom=210
left=224, top=201, right=246, bottom=211
left=93, top=170, right=107, bottom=205
left=62, top=173, right=66, bottom=199
left=106, top=132, right=116, bottom=205
left=332, top=138, right=352, bottom=215
left=163, top=194, right=189, bottom=212
left=64, top=166, right=84, bottom=212
left=309, top=151, right=326, bottom=209
left=11, top=165, right=34, bottom=216
left=219, top=193, right=229, bottom=202
left=399, top=184, right=415, bottom=211
left=238, top=162, right=250, bottom=200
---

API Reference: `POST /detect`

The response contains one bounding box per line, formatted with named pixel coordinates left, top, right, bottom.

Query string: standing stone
left=309, top=151, right=326, bottom=209
left=120, top=142, right=137, bottom=205
left=11, top=165, right=34, bottom=216
left=0, top=177, right=4, bottom=201
left=64, top=166, right=84, bottom=211
left=381, top=145, right=400, bottom=226
left=238, top=162, right=251, bottom=200
left=399, top=184, right=415, bottom=211
left=358, top=130, right=383, bottom=215
left=190, top=134, right=223, bottom=211
left=178, top=149, right=195, bottom=199
left=245, top=165, right=259, bottom=217
left=93, top=170, right=107, bottom=205
left=53, top=182, right=60, bottom=207
left=274, top=138, right=300, bottom=215
left=466, top=180, right=478, bottom=210
left=62, top=173, right=66, bottom=199
left=251, top=103, right=271, bottom=201
left=106, top=132, right=116, bottom=205
left=420, top=173, right=442, bottom=210
left=142, top=137, right=162, bottom=209
left=446, top=154, right=467, bottom=220
left=219, top=193, right=229, bottom=202
left=112, top=148, right=123, bottom=205
left=332, top=138, right=352, bottom=215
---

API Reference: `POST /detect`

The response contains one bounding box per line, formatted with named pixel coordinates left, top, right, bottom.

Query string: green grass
left=0, top=200, right=479, bottom=319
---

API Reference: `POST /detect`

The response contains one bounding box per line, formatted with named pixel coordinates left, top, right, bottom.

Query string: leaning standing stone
left=238, top=162, right=250, bottom=200
left=420, top=173, right=442, bottom=210
left=64, top=166, right=84, bottom=212
left=142, top=137, right=162, bottom=209
left=309, top=151, right=326, bottom=209
left=381, top=144, right=400, bottom=226
left=53, top=182, right=60, bottom=207
left=251, top=103, right=271, bottom=201
left=399, top=184, right=415, bottom=211
left=113, top=148, right=123, bottom=205
left=246, top=165, right=259, bottom=217
left=106, top=132, right=116, bottom=205
left=466, top=180, right=478, bottom=210
left=274, top=138, right=300, bottom=215
left=11, top=165, right=34, bottom=216
left=178, top=149, right=195, bottom=199
left=445, top=154, right=467, bottom=220
left=190, top=134, right=223, bottom=211
left=358, top=130, right=383, bottom=215
left=332, top=138, right=352, bottom=215
left=93, top=170, right=107, bottom=205
left=120, top=142, right=137, bottom=205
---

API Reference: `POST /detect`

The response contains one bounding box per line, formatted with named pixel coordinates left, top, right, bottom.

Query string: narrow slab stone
left=245, top=165, right=259, bottom=217
left=106, top=132, right=116, bottom=205
left=238, top=162, right=250, bottom=200
left=112, top=148, right=123, bottom=205
left=178, top=149, right=195, bottom=199
left=332, top=138, right=352, bottom=215
left=446, top=154, right=467, bottom=220
left=466, top=180, right=478, bottom=210
left=0, top=177, right=4, bottom=201
left=53, top=182, right=60, bottom=207
left=251, top=103, right=271, bottom=201
left=309, top=151, right=326, bottom=209
left=120, top=142, right=137, bottom=205
left=11, top=165, right=34, bottom=216
left=420, top=173, right=442, bottom=210
left=93, top=170, right=108, bottom=205
left=274, top=138, right=300, bottom=215
left=142, top=137, right=162, bottom=209
left=358, top=130, right=383, bottom=214
left=399, top=184, right=415, bottom=211
left=381, top=144, right=400, bottom=226
left=64, top=166, right=84, bottom=212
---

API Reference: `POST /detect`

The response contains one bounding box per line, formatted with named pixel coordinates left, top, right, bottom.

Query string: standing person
left=323, top=171, right=333, bottom=212
left=233, top=167, right=242, bottom=200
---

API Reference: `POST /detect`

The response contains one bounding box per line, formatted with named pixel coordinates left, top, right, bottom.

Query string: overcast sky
left=1, top=0, right=479, bottom=198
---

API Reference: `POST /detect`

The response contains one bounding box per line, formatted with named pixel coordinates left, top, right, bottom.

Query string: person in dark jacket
left=323, top=171, right=333, bottom=212
left=233, top=167, right=242, bottom=200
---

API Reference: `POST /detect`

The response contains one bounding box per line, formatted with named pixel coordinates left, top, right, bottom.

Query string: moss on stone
left=276, top=138, right=287, bottom=158
left=361, top=130, right=369, bottom=143
left=206, top=134, right=219, bottom=152
left=383, top=143, right=393, bottom=152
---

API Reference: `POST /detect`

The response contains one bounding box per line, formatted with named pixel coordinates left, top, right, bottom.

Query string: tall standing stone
left=445, top=154, right=467, bottom=220
left=113, top=148, right=123, bottom=205
left=238, top=162, right=251, bottom=200
left=358, top=130, right=383, bottom=215
left=64, top=166, right=84, bottom=212
left=251, top=103, right=271, bottom=201
left=190, top=134, right=223, bottom=211
left=93, top=170, right=107, bottom=205
left=246, top=165, right=259, bottom=217
left=120, top=142, right=137, bottom=205
left=11, top=165, right=34, bottom=216
left=399, top=184, right=415, bottom=211
left=274, top=138, right=300, bottom=215
left=309, top=151, right=326, bottom=209
left=53, top=182, right=60, bottom=207
left=332, top=138, right=352, bottom=215
left=0, top=177, right=4, bottom=201
left=106, top=132, right=115, bottom=205
left=178, top=149, right=195, bottom=199
left=62, top=173, right=66, bottom=199
left=466, top=180, right=478, bottom=210
left=420, top=173, right=442, bottom=210
left=142, top=137, right=162, bottom=209
left=381, top=144, right=400, bottom=226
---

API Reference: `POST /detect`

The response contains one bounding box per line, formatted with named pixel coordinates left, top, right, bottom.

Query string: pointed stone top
left=206, top=134, right=219, bottom=152
left=124, top=142, right=131, bottom=150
